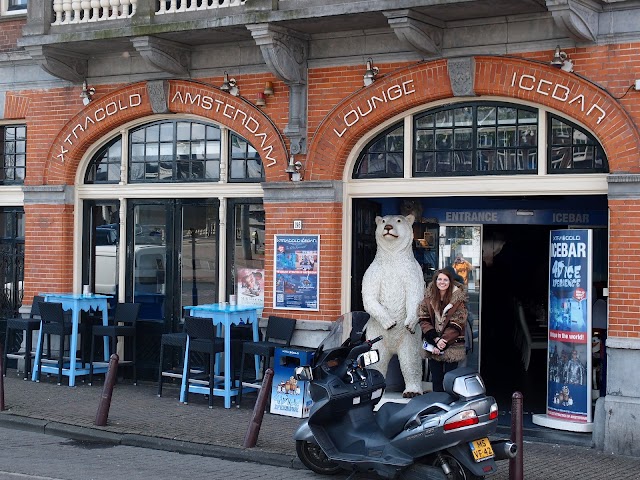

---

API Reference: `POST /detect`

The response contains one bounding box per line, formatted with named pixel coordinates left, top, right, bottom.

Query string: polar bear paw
left=402, top=390, right=422, bottom=398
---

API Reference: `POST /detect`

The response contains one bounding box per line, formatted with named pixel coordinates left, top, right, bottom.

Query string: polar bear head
left=374, top=214, right=415, bottom=254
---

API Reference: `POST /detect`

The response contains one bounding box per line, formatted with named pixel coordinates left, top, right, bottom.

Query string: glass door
left=128, top=199, right=219, bottom=332
left=181, top=203, right=219, bottom=309
left=438, top=225, right=482, bottom=371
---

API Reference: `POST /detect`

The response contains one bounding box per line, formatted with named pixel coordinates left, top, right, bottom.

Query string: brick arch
left=306, top=56, right=640, bottom=180
left=44, top=80, right=289, bottom=184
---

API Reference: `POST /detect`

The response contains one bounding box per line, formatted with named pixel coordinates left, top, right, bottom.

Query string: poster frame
left=273, top=234, right=320, bottom=311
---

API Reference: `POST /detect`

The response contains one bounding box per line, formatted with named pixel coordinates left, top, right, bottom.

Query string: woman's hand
left=436, top=338, right=447, bottom=350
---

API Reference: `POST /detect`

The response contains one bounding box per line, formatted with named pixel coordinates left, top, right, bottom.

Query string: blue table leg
left=31, top=322, right=44, bottom=381
left=180, top=336, right=190, bottom=403
left=223, top=315, right=231, bottom=409
left=68, top=307, right=79, bottom=387
left=101, top=307, right=109, bottom=361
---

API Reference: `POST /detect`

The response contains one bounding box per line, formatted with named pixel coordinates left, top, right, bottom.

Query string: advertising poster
left=547, top=229, right=592, bottom=424
left=274, top=234, right=319, bottom=311
left=236, top=267, right=265, bottom=307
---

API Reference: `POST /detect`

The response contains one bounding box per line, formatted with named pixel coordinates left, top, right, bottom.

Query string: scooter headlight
left=443, top=409, right=479, bottom=431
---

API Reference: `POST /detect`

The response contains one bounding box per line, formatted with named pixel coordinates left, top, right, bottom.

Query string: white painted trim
left=0, top=185, right=24, bottom=206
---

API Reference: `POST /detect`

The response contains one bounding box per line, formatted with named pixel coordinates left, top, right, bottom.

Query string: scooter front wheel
left=296, top=440, right=343, bottom=475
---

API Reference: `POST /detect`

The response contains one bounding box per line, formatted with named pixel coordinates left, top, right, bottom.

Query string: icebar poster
left=547, top=229, right=592, bottom=424
left=274, top=234, right=320, bottom=311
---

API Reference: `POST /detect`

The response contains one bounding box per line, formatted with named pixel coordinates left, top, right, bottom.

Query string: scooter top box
left=270, top=346, right=315, bottom=418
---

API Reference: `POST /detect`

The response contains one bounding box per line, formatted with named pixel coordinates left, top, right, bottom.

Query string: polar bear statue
left=362, top=214, right=425, bottom=398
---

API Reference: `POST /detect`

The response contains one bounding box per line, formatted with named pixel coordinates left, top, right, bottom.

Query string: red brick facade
left=13, top=50, right=640, bottom=338
left=0, top=18, right=24, bottom=53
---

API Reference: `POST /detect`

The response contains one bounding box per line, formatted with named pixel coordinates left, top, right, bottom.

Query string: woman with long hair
left=418, top=268, right=468, bottom=392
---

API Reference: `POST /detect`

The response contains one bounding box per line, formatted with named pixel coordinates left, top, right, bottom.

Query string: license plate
left=469, top=437, right=494, bottom=462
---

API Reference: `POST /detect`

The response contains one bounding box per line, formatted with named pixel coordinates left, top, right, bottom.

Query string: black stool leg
left=132, top=333, right=137, bottom=386
left=89, top=334, right=96, bottom=385
left=57, top=336, right=63, bottom=385
left=24, top=327, right=33, bottom=380
left=237, top=350, right=246, bottom=407
left=157, top=342, right=165, bottom=397
left=3, top=327, right=10, bottom=377
left=208, top=350, right=215, bottom=409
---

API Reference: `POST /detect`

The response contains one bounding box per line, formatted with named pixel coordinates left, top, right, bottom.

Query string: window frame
left=1, top=0, right=27, bottom=15
left=546, top=113, right=609, bottom=174
left=0, top=123, right=27, bottom=185
left=412, top=102, right=540, bottom=177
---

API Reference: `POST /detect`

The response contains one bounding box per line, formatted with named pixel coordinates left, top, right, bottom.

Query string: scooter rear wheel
left=296, top=440, right=343, bottom=475
left=430, top=453, right=483, bottom=480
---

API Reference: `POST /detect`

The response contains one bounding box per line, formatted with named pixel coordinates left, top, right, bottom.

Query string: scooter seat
left=375, top=392, right=455, bottom=438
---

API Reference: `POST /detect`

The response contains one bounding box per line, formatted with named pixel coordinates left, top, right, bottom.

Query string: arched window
left=414, top=103, right=539, bottom=176
left=84, top=137, right=121, bottom=184
left=352, top=101, right=609, bottom=179
left=352, top=124, right=404, bottom=179
left=84, top=119, right=264, bottom=184
left=548, top=115, right=608, bottom=173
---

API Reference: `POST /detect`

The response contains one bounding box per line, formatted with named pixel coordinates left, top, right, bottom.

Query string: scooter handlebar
left=347, top=336, right=383, bottom=360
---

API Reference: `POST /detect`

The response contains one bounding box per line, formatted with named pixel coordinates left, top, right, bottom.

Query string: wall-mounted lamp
left=285, top=155, right=303, bottom=182
left=256, top=92, right=266, bottom=107
left=80, top=80, right=96, bottom=106
left=550, top=45, right=574, bottom=73
left=363, top=57, right=379, bottom=87
left=220, top=71, right=240, bottom=96
left=263, top=81, right=274, bottom=96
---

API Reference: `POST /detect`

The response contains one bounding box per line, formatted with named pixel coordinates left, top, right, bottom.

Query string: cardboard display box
left=270, top=346, right=315, bottom=418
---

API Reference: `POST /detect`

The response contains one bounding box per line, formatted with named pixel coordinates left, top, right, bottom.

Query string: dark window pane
left=353, top=123, right=404, bottom=178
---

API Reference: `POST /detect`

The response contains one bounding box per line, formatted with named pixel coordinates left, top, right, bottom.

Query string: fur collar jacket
left=418, top=282, right=468, bottom=355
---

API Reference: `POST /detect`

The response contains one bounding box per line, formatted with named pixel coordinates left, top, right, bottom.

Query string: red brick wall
left=0, top=18, right=25, bottom=53
left=608, top=200, right=640, bottom=338
left=261, top=202, right=343, bottom=322
left=9, top=47, right=640, bottom=338
left=23, top=204, right=75, bottom=303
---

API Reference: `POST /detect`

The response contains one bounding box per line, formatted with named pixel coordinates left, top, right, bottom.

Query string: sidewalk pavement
left=1, top=373, right=639, bottom=479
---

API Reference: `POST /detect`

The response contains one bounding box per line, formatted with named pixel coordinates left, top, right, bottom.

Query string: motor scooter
left=293, top=312, right=517, bottom=480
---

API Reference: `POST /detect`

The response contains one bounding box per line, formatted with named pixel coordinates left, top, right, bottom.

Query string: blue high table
left=31, top=293, right=112, bottom=387
left=181, top=303, right=261, bottom=408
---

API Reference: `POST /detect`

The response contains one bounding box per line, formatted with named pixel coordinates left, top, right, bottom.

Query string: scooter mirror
left=357, top=349, right=379, bottom=368
left=295, top=366, right=313, bottom=381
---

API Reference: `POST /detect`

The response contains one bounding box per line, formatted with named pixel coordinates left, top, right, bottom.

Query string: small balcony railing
left=51, top=0, right=245, bottom=25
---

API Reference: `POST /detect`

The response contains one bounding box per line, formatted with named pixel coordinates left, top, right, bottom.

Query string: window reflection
left=353, top=124, right=404, bottom=179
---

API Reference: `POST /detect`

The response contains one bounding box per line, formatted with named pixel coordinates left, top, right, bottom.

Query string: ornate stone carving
left=248, top=24, right=309, bottom=154
left=546, top=0, right=600, bottom=42
left=384, top=9, right=443, bottom=57
left=448, top=57, right=475, bottom=97
left=147, top=80, right=170, bottom=114
left=24, top=45, right=87, bottom=83
left=131, top=36, right=191, bottom=76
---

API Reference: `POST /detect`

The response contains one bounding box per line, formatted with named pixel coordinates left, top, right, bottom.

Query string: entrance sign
left=533, top=229, right=593, bottom=432
left=274, top=234, right=319, bottom=311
